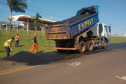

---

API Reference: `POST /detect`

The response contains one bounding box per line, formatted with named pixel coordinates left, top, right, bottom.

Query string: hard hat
left=33, top=33, right=37, bottom=37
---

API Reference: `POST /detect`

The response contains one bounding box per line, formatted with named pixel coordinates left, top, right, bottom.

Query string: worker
left=30, top=33, right=38, bottom=53
left=4, top=37, right=14, bottom=58
left=15, top=33, right=20, bottom=47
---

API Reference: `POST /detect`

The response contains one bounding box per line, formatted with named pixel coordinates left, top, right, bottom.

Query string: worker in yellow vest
left=15, top=33, right=19, bottom=47
left=4, top=37, right=14, bottom=58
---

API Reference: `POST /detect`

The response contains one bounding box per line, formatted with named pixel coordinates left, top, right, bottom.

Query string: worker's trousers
left=5, top=47, right=10, bottom=58
left=15, top=40, right=19, bottom=47
left=30, top=43, right=38, bottom=53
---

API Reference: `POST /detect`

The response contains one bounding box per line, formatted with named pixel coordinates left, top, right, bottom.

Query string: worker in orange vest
left=30, top=33, right=38, bottom=53
left=15, top=33, right=19, bottom=47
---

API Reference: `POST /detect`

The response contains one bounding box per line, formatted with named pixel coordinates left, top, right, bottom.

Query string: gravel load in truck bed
left=53, top=6, right=97, bottom=25
left=77, top=6, right=97, bottom=15
left=53, top=14, right=90, bottom=25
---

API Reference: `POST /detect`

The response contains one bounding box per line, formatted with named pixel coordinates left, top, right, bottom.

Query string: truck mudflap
left=53, top=47, right=77, bottom=50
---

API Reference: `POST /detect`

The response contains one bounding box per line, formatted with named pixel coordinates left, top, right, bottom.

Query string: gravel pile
left=9, top=51, right=43, bottom=65
left=9, top=51, right=83, bottom=65
left=9, top=51, right=66, bottom=65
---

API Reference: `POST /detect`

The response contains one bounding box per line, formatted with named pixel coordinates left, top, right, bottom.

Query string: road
left=0, top=43, right=126, bottom=84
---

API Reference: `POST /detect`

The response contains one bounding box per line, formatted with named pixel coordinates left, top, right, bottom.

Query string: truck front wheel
left=102, top=40, right=107, bottom=49
left=86, top=41, right=93, bottom=52
left=77, top=41, right=86, bottom=54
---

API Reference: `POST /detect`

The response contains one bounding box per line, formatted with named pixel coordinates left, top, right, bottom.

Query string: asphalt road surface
left=0, top=43, right=126, bottom=84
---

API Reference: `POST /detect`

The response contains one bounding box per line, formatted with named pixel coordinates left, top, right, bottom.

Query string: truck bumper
left=53, top=47, right=77, bottom=50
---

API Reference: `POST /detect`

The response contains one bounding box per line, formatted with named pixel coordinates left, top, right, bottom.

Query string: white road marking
left=67, top=62, right=81, bottom=66
left=116, top=76, right=126, bottom=80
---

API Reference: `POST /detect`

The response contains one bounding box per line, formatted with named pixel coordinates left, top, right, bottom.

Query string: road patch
left=116, top=76, right=126, bottom=80
left=67, top=62, right=81, bottom=66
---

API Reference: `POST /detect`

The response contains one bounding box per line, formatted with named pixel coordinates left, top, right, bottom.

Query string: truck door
left=104, top=25, right=108, bottom=38
left=99, top=24, right=103, bottom=36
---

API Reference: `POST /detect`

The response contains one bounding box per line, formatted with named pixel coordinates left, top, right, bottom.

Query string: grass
left=0, top=29, right=56, bottom=58
left=109, top=36, right=126, bottom=44
left=0, top=29, right=126, bottom=58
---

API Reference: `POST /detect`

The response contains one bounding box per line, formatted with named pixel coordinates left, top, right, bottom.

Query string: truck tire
left=102, top=40, right=107, bottom=49
left=77, top=41, right=86, bottom=54
left=86, top=41, right=93, bottom=52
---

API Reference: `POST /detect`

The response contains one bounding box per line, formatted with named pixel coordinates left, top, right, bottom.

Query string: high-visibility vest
left=15, top=35, right=19, bottom=41
left=4, top=39, right=11, bottom=47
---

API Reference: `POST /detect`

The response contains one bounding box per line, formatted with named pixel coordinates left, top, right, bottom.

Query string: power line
left=111, top=24, right=124, bottom=30
left=28, top=4, right=68, bottom=16
left=27, top=8, right=64, bottom=19
left=0, top=2, right=7, bottom=5
left=0, top=2, right=65, bottom=19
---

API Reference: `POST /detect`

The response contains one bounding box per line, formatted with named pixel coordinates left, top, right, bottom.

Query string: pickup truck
left=45, top=5, right=111, bottom=54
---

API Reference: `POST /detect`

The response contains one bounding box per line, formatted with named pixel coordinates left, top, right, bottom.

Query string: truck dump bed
left=53, top=15, right=90, bottom=25
left=46, top=6, right=99, bottom=40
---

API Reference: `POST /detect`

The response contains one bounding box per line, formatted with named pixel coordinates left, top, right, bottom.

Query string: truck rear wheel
left=102, top=40, right=107, bottom=49
left=77, top=41, right=86, bottom=54
left=86, top=41, right=93, bottom=52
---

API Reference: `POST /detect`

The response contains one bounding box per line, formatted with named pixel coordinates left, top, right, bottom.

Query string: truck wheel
left=86, top=41, right=93, bottom=52
left=102, top=40, right=107, bottom=49
left=77, top=41, right=86, bottom=54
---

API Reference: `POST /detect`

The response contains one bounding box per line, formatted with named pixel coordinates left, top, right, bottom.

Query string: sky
left=0, top=0, right=126, bottom=36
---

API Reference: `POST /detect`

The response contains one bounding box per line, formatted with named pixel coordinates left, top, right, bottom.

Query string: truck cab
left=90, top=23, right=110, bottom=43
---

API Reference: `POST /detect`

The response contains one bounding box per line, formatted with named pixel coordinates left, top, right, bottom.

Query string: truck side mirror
left=108, top=26, right=111, bottom=32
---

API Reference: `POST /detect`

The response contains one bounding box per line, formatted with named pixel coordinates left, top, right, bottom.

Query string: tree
left=33, top=13, right=42, bottom=32
left=7, top=0, right=27, bottom=32
left=38, top=20, right=44, bottom=35
left=38, top=20, right=44, bottom=31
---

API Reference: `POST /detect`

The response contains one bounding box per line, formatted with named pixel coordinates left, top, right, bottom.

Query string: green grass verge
left=109, top=36, right=126, bottom=44
left=0, top=29, right=126, bottom=58
left=0, top=29, right=56, bottom=58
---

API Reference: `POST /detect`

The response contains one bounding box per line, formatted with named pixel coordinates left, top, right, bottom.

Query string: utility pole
left=17, top=23, right=18, bottom=33
left=0, top=23, right=2, bottom=29
left=110, top=24, right=111, bottom=37
left=14, top=21, right=15, bottom=29
left=6, top=21, right=8, bottom=32
left=108, top=24, right=111, bottom=40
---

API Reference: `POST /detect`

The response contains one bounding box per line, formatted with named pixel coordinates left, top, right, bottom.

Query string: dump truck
left=45, top=5, right=111, bottom=54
